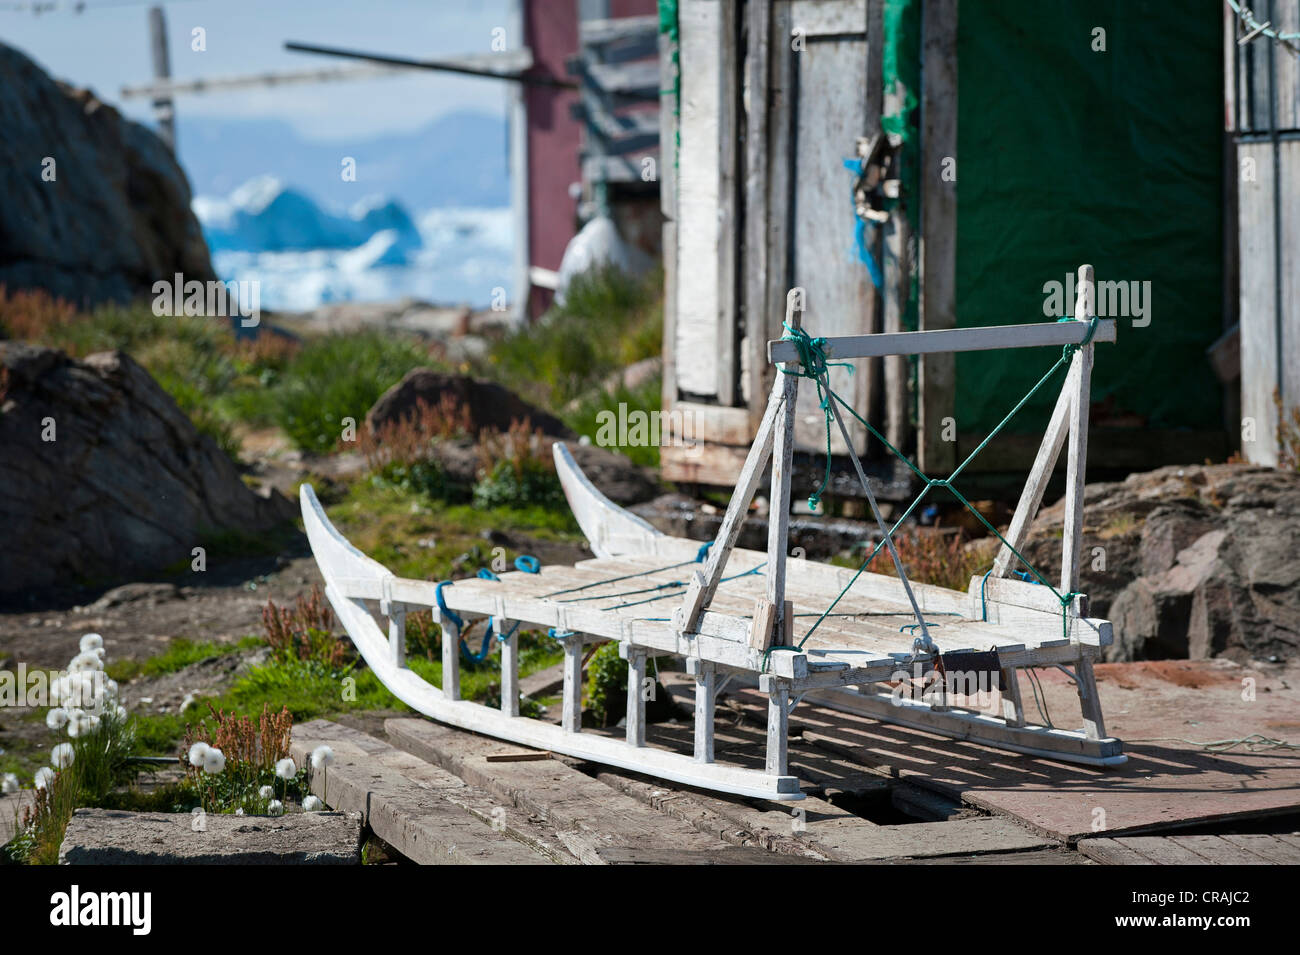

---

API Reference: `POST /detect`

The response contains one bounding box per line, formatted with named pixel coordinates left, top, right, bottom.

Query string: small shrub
left=860, top=529, right=985, bottom=593
left=359, top=394, right=473, bottom=469
left=472, top=420, right=564, bottom=509
left=262, top=332, right=429, bottom=453
left=262, top=585, right=346, bottom=669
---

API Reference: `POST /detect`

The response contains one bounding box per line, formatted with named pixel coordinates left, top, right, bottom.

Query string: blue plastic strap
left=515, top=555, right=540, bottom=574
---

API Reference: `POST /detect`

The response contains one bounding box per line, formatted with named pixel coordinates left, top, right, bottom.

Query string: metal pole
left=148, top=5, right=175, bottom=152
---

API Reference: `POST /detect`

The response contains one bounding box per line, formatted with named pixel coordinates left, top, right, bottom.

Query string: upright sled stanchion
left=302, top=263, right=1125, bottom=804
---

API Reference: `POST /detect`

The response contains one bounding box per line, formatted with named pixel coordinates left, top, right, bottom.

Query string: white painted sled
left=302, top=266, right=1125, bottom=803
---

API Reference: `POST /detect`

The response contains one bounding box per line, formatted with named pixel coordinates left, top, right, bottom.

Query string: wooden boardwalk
left=1079, top=834, right=1300, bottom=865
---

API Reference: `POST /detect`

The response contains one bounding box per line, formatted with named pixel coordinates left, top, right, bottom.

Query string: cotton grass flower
left=259, top=785, right=275, bottom=800
left=275, top=757, right=296, bottom=779
left=45, top=708, right=69, bottom=731
left=188, top=742, right=211, bottom=767
left=267, top=800, right=284, bottom=816
left=33, top=767, right=55, bottom=789
left=202, top=748, right=226, bottom=775
left=79, top=633, right=104, bottom=653
left=1, top=773, right=18, bottom=794
left=50, top=742, right=75, bottom=769
left=310, top=745, right=334, bottom=770
left=302, top=795, right=323, bottom=811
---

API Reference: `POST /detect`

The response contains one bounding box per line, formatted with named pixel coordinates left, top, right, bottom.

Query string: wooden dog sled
left=302, top=265, right=1125, bottom=802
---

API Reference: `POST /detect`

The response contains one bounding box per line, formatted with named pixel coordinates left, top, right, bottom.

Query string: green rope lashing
left=776, top=323, right=853, bottom=510
left=777, top=315, right=1101, bottom=648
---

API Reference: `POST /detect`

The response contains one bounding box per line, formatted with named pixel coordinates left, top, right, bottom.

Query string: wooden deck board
left=440, top=552, right=1086, bottom=663
left=1080, top=834, right=1300, bottom=865
left=693, top=660, right=1300, bottom=843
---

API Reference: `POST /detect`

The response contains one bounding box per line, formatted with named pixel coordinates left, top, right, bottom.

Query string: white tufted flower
left=50, top=742, right=75, bottom=769
left=79, top=633, right=104, bottom=653
left=259, top=785, right=275, bottom=799
left=1, top=773, right=18, bottom=794
left=267, top=800, right=284, bottom=816
left=188, top=742, right=211, bottom=767
left=310, top=745, right=334, bottom=770
left=34, top=767, right=55, bottom=789
left=202, top=748, right=226, bottom=775
left=275, top=757, right=296, bottom=780
left=45, top=708, right=69, bottom=731
left=302, top=795, right=323, bottom=811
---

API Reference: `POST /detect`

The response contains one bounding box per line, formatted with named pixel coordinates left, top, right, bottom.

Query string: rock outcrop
left=0, top=42, right=214, bottom=307
left=0, top=343, right=294, bottom=596
left=367, top=369, right=574, bottom=440
left=1016, top=464, right=1300, bottom=664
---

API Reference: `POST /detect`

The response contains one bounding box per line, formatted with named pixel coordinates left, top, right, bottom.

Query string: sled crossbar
left=767, top=317, right=1117, bottom=363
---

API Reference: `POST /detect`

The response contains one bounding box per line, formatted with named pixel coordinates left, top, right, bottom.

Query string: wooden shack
left=659, top=0, right=1232, bottom=494
left=1226, top=0, right=1300, bottom=467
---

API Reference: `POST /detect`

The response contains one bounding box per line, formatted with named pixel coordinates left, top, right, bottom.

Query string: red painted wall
left=523, top=0, right=658, bottom=317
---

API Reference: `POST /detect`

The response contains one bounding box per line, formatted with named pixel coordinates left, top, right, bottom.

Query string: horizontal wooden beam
left=767, top=319, right=1116, bottom=364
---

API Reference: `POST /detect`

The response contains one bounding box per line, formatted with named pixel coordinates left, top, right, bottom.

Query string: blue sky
left=0, top=0, right=512, bottom=141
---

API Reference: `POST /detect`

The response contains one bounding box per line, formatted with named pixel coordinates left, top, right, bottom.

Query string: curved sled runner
left=303, top=267, right=1126, bottom=802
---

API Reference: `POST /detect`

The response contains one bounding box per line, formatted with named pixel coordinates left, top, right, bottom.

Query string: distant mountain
left=175, top=110, right=508, bottom=212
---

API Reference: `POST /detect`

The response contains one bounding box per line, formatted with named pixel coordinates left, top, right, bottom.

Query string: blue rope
left=515, top=555, right=540, bottom=574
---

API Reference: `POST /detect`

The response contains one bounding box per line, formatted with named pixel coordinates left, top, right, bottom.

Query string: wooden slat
left=1076, top=838, right=1157, bottom=865
left=385, top=718, right=739, bottom=863
left=768, top=318, right=1117, bottom=363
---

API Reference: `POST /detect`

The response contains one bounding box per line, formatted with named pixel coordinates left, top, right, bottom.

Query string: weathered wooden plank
left=385, top=718, right=739, bottom=862
left=597, top=846, right=824, bottom=864
left=1060, top=267, right=1095, bottom=595
left=1171, top=834, right=1272, bottom=865
left=289, top=721, right=560, bottom=865
left=1076, top=837, right=1157, bottom=865
left=992, top=376, right=1072, bottom=578
left=768, top=317, right=1118, bottom=363
left=1220, top=833, right=1300, bottom=864
left=674, top=0, right=727, bottom=397
left=918, top=0, right=958, bottom=475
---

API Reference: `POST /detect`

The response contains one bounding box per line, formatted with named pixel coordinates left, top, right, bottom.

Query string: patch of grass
left=482, top=266, right=662, bottom=409
left=106, top=636, right=262, bottom=684
left=564, top=377, right=664, bottom=468
left=261, top=332, right=431, bottom=453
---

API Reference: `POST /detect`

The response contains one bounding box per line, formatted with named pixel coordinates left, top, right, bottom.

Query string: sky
left=0, top=0, right=513, bottom=141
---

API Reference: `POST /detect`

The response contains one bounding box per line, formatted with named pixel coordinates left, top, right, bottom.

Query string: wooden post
left=675, top=377, right=784, bottom=633
left=1061, top=264, right=1094, bottom=595
left=440, top=612, right=461, bottom=701
left=561, top=633, right=584, bottom=733
left=381, top=599, right=406, bottom=668
left=765, top=289, right=802, bottom=643
left=689, top=658, right=715, bottom=763
left=764, top=679, right=790, bottom=775
left=993, top=377, right=1073, bottom=577
left=623, top=644, right=648, bottom=747
left=498, top=618, right=519, bottom=717
left=1075, top=654, right=1107, bottom=739
left=999, top=667, right=1026, bottom=727
left=918, top=0, right=959, bottom=473
left=148, top=6, right=176, bottom=153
